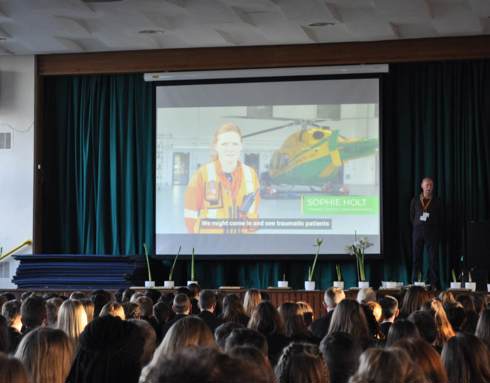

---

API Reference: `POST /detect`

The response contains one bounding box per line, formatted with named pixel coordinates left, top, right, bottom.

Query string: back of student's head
left=275, top=342, right=329, bottom=383
left=442, top=332, right=490, bottom=383
left=187, top=283, right=201, bottom=299
left=221, top=294, right=247, bottom=323
left=400, top=286, right=430, bottom=317
left=278, top=302, right=308, bottom=338
left=173, top=293, right=191, bottom=315
left=407, top=310, right=437, bottom=344
left=144, top=289, right=161, bottom=305
left=385, top=319, right=420, bottom=347
left=324, top=287, right=345, bottom=309
left=356, top=288, right=376, bottom=304
left=214, top=321, right=244, bottom=350
left=57, top=299, right=88, bottom=342
left=224, top=327, right=268, bottom=355
left=1, top=300, right=21, bottom=326
left=135, top=296, right=154, bottom=318
left=0, top=353, right=30, bottom=383
left=248, top=301, right=284, bottom=336
left=45, top=297, right=64, bottom=327
left=393, top=337, right=447, bottom=383
left=123, top=302, right=141, bottom=320
left=20, top=296, right=46, bottom=330
left=199, top=290, right=217, bottom=311
left=328, top=299, right=369, bottom=346
left=99, top=302, right=126, bottom=320
left=80, top=298, right=95, bottom=323
left=128, top=319, right=157, bottom=367
left=379, top=295, right=399, bottom=321
left=243, top=289, right=262, bottom=317
left=320, top=331, right=361, bottom=383
left=349, top=347, right=423, bottom=383
left=15, top=327, right=73, bottom=383
left=142, top=347, right=270, bottom=383
left=90, top=290, right=112, bottom=318
left=153, top=301, right=172, bottom=324
left=227, top=345, right=275, bottom=383
left=445, top=304, right=465, bottom=331
left=67, top=315, right=144, bottom=383
left=156, top=316, right=215, bottom=357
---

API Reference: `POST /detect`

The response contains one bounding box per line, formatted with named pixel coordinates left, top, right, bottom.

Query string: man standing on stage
left=410, top=177, right=443, bottom=289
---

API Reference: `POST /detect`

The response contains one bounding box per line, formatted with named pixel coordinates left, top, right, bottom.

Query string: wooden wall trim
left=37, top=35, right=490, bottom=76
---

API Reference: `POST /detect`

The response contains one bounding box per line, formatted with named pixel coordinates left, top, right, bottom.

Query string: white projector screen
left=155, top=77, right=381, bottom=256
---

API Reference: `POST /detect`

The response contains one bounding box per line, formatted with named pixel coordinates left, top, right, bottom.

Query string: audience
left=15, top=327, right=74, bottom=383
left=296, top=301, right=315, bottom=326
left=0, top=286, right=487, bottom=383
left=356, top=287, right=376, bottom=304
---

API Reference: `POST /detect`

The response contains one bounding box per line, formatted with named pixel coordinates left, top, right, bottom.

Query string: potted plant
left=414, top=272, right=425, bottom=287
left=450, top=269, right=461, bottom=289
left=305, top=238, right=323, bottom=291
left=143, top=243, right=155, bottom=288
left=333, top=264, right=344, bottom=289
left=164, top=246, right=181, bottom=288
left=345, top=232, right=372, bottom=288
left=187, top=247, right=198, bottom=285
left=278, top=273, right=289, bottom=288
left=465, top=268, right=476, bottom=292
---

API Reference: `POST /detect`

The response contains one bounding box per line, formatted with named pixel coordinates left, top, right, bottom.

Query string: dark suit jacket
left=198, top=310, right=222, bottom=333
left=310, top=310, right=334, bottom=341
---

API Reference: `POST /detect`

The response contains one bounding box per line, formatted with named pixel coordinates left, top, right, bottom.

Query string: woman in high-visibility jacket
left=184, top=123, right=260, bottom=233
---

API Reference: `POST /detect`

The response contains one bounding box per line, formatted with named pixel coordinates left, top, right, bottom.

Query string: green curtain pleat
left=42, top=60, right=490, bottom=289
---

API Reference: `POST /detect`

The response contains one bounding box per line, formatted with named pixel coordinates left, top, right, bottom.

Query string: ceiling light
left=308, top=22, right=336, bottom=27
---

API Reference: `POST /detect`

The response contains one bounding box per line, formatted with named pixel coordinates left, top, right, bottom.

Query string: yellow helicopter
left=239, top=117, right=379, bottom=188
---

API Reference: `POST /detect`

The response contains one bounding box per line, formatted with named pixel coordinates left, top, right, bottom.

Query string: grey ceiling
left=0, top=0, right=489, bottom=55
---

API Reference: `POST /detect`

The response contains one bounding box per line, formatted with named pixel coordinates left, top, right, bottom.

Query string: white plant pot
left=304, top=281, right=316, bottom=291
left=384, top=281, right=398, bottom=289
left=487, top=284, right=490, bottom=293
left=145, top=281, right=155, bottom=288
left=187, top=280, right=198, bottom=286
left=450, top=282, right=461, bottom=289
left=465, top=282, right=476, bottom=292
left=358, top=281, right=370, bottom=289
left=278, top=280, right=289, bottom=288
left=333, top=281, right=344, bottom=289
left=163, top=280, right=175, bottom=288
left=414, top=281, right=426, bottom=287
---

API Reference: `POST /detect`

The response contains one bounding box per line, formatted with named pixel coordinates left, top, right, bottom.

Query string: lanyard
left=419, top=194, right=432, bottom=212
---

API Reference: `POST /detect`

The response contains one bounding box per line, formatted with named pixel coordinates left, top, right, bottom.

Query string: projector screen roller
left=156, top=77, right=381, bottom=256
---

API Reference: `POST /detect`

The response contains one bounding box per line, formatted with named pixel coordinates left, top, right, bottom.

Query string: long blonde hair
left=430, top=299, right=456, bottom=345
left=56, top=299, right=88, bottom=342
left=243, top=289, right=262, bottom=317
left=140, top=316, right=216, bottom=382
left=15, top=327, right=74, bottom=383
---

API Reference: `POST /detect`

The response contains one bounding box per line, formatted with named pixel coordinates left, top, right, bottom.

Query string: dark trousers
left=412, top=226, right=440, bottom=288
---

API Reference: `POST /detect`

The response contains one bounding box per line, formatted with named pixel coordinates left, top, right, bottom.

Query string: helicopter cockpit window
left=313, top=131, right=325, bottom=140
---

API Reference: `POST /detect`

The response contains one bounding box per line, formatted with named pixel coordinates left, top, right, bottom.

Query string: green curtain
left=42, top=75, right=154, bottom=255
left=41, top=60, right=490, bottom=289
left=382, top=60, right=490, bottom=288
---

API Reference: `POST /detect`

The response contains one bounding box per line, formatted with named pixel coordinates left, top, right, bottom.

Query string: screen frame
left=153, top=72, right=384, bottom=260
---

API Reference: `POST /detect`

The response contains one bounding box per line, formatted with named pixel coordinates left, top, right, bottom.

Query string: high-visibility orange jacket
left=184, top=160, right=260, bottom=233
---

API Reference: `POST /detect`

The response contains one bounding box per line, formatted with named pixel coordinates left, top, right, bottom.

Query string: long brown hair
left=393, top=338, right=448, bottom=383
left=248, top=301, right=285, bottom=336
left=427, top=299, right=455, bottom=346
left=243, top=289, right=262, bottom=317
left=0, top=353, right=30, bottom=383
left=400, top=286, right=431, bottom=317
left=328, top=299, right=369, bottom=347
left=15, top=327, right=74, bottom=383
left=278, top=302, right=309, bottom=338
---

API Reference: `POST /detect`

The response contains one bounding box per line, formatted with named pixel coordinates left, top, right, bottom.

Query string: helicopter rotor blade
left=242, top=121, right=298, bottom=138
